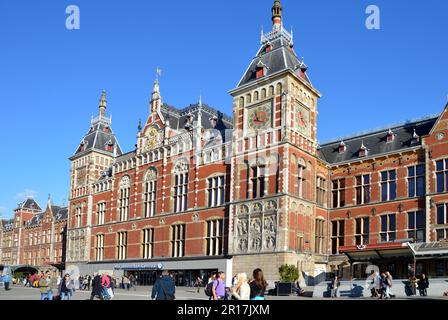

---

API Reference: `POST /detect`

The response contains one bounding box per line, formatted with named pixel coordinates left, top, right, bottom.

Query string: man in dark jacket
left=90, top=272, right=103, bottom=300
left=151, top=270, right=176, bottom=300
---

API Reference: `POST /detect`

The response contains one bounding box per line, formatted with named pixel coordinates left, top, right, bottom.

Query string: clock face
left=295, top=104, right=310, bottom=136
left=248, top=104, right=272, bottom=130
left=146, top=127, right=162, bottom=150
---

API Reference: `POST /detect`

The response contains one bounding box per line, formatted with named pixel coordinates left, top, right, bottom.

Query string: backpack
left=204, top=282, right=213, bottom=297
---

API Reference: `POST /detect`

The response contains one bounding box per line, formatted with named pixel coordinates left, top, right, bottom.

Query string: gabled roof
left=237, top=36, right=311, bottom=88
left=160, top=103, right=233, bottom=131
left=318, top=116, right=438, bottom=165
left=71, top=117, right=123, bottom=159
left=15, top=198, right=41, bottom=212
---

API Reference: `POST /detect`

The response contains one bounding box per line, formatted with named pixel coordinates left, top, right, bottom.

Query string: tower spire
left=99, top=90, right=107, bottom=117
left=151, top=68, right=162, bottom=113
left=272, top=0, right=283, bottom=28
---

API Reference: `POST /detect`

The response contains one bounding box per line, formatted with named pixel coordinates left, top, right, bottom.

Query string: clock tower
left=228, top=0, right=327, bottom=284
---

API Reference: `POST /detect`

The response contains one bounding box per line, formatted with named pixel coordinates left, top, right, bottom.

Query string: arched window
left=246, top=94, right=252, bottom=104
left=118, top=176, right=131, bottom=221
left=269, top=86, right=274, bottom=96
left=276, top=83, right=283, bottom=95
left=173, top=159, right=189, bottom=213
left=239, top=97, right=245, bottom=108
left=144, top=168, right=157, bottom=218
left=254, top=91, right=259, bottom=101
left=251, top=158, right=266, bottom=199
left=261, top=88, right=267, bottom=99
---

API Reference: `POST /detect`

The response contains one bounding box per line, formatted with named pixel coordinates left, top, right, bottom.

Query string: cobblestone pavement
left=0, top=285, right=446, bottom=300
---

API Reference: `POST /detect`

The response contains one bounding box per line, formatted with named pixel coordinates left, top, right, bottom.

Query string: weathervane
left=156, top=67, right=162, bottom=81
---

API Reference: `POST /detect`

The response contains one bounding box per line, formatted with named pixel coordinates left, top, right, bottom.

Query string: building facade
left=0, top=0, right=440, bottom=285
left=0, top=198, right=68, bottom=273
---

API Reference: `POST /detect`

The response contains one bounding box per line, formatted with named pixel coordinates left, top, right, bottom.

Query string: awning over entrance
left=410, top=241, right=448, bottom=260
left=339, top=243, right=413, bottom=262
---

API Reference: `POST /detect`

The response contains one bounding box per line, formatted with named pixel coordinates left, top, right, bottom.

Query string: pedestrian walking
left=194, top=276, right=203, bottom=293
left=249, top=269, right=268, bottom=301
left=38, top=273, right=49, bottom=300
left=409, top=275, right=417, bottom=296
left=58, top=274, right=74, bottom=300
left=128, top=274, right=136, bottom=291
left=212, top=272, right=227, bottom=300
left=330, top=276, right=340, bottom=298
left=151, top=270, right=176, bottom=300
left=3, top=274, right=11, bottom=291
left=123, top=276, right=130, bottom=290
left=385, top=272, right=395, bottom=299
left=418, top=274, right=429, bottom=297
left=90, top=272, right=103, bottom=300
left=231, top=273, right=250, bottom=300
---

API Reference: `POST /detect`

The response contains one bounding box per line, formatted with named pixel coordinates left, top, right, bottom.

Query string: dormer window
left=386, top=129, right=395, bottom=143
left=265, top=43, right=272, bottom=53
left=411, top=129, right=420, bottom=146
left=359, top=142, right=368, bottom=158
left=256, top=60, right=268, bottom=80
left=209, top=116, right=218, bottom=128
left=80, top=140, right=88, bottom=151
left=105, top=140, right=114, bottom=152
left=339, top=141, right=346, bottom=154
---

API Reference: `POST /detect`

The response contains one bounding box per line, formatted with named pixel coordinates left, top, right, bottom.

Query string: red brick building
left=0, top=198, right=68, bottom=274
left=64, top=0, right=448, bottom=285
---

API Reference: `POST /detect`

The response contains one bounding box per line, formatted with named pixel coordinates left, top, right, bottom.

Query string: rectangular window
left=316, top=177, right=327, bottom=207
left=408, top=165, right=425, bottom=197
left=436, top=229, right=448, bottom=241
left=356, top=175, right=371, bottom=205
left=315, top=219, right=325, bottom=254
left=252, top=166, right=266, bottom=199
left=75, top=207, right=82, bottom=228
left=331, top=220, right=345, bottom=254
left=407, top=211, right=425, bottom=243
left=437, top=204, right=448, bottom=225
left=380, top=214, right=396, bottom=242
left=206, top=220, right=223, bottom=256
left=436, top=159, right=448, bottom=193
left=117, top=232, right=127, bottom=260
left=296, top=164, right=306, bottom=198
left=95, top=234, right=104, bottom=261
left=208, top=176, right=225, bottom=207
left=174, top=173, right=189, bottom=213
left=119, top=187, right=130, bottom=221
left=171, top=224, right=186, bottom=258
left=144, top=179, right=157, bottom=217
left=355, top=217, right=370, bottom=245
left=381, top=170, right=397, bottom=201
left=96, top=203, right=106, bottom=225
left=142, top=228, right=154, bottom=259
left=332, top=179, right=346, bottom=208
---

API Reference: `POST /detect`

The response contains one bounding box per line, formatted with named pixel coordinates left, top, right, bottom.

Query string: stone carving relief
left=253, top=202, right=262, bottom=213
left=237, top=219, right=248, bottom=253
left=250, top=218, right=262, bottom=251
left=263, top=215, right=277, bottom=249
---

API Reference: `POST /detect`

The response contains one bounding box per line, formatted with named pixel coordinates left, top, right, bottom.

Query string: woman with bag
left=418, top=274, right=429, bottom=297
left=231, top=273, right=250, bottom=300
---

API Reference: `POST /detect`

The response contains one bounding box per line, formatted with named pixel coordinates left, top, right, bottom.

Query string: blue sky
left=0, top=0, right=447, bottom=218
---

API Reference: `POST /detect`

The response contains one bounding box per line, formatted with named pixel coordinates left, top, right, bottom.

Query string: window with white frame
left=171, top=224, right=186, bottom=257
left=206, top=220, right=223, bottom=256
left=144, top=169, right=157, bottom=217
left=407, top=210, right=425, bottom=243
left=331, top=220, right=345, bottom=254
left=436, top=228, right=448, bottom=241
left=96, top=202, right=106, bottom=225
left=208, top=176, right=225, bottom=207
left=436, top=159, right=448, bottom=193
left=251, top=163, right=266, bottom=199
left=316, top=177, right=327, bottom=207
left=355, top=175, right=370, bottom=205
left=437, top=204, right=448, bottom=225
left=332, top=179, right=346, bottom=208
left=296, top=162, right=307, bottom=198
left=381, top=170, right=397, bottom=201
left=355, top=217, right=370, bottom=245
left=315, top=219, right=325, bottom=254
left=173, top=160, right=189, bottom=213
left=142, top=228, right=154, bottom=259
left=118, top=176, right=131, bottom=221
left=117, top=232, right=127, bottom=260
left=75, top=207, right=82, bottom=228
left=408, top=165, right=425, bottom=197
left=380, top=214, right=396, bottom=242
left=95, top=234, right=104, bottom=261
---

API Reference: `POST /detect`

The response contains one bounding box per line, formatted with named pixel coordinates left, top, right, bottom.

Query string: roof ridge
left=319, top=114, right=439, bottom=146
